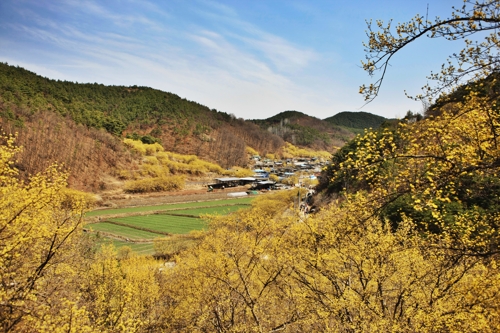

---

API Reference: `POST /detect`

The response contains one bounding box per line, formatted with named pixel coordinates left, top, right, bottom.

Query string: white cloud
left=192, top=0, right=319, bottom=73
left=0, top=0, right=422, bottom=120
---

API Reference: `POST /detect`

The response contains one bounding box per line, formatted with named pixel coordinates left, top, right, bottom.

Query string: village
left=207, top=156, right=326, bottom=199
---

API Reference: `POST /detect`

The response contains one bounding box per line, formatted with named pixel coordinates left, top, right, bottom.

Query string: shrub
left=124, top=138, right=147, bottom=154
left=283, top=142, right=331, bottom=158
left=116, top=169, right=132, bottom=180
left=265, top=153, right=276, bottom=160
left=143, top=156, right=159, bottom=165
left=60, top=188, right=97, bottom=210
left=269, top=174, right=279, bottom=182
left=245, top=146, right=259, bottom=156
left=124, top=138, right=163, bottom=155
left=145, top=142, right=163, bottom=155
left=157, top=152, right=224, bottom=175
left=228, top=167, right=254, bottom=178
left=281, top=174, right=299, bottom=186
left=140, top=164, right=168, bottom=178
left=154, top=237, right=188, bottom=257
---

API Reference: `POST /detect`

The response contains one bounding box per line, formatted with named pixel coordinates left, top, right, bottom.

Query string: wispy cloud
left=238, top=33, right=318, bottom=73
left=1, top=0, right=423, bottom=119
left=192, top=0, right=318, bottom=73
left=189, top=30, right=290, bottom=86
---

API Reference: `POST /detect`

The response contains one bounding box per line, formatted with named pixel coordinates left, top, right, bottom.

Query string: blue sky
left=0, top=0, right=462, bottom=120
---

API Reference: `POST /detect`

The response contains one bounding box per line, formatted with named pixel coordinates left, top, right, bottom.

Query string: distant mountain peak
left=323, top=111, right=388, bottom=129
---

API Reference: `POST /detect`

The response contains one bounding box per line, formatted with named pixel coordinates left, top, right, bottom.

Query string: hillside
left=0, top=63, right=336, bottom=193
left=425, top=71, right=500, bottom=118
left=251, top=110, right=356, bottom=151
left=0, top=63, right=288, bottom=188
left=0, top=63, right=286, bottom=157
left=323, top=111, right=388, bottom=130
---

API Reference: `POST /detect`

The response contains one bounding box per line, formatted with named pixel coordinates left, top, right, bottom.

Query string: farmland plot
left=86, top=197, right=254, bottom=256
left=162, top=205, right=250, bottom=217
left=88, top=222, right=164, bottom=239
left=108, top=215, right=207, bottom=234
left=86, top=197, right=254, bottom=217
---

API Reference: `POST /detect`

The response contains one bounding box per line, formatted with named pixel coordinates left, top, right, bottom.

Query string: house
left=239, top=177, right=257, bottom=185
left=253, top=169, right=269, bottom=179
left=250, top=180, right=276, bottom=190
left=207, top=177, right=240, bottom=189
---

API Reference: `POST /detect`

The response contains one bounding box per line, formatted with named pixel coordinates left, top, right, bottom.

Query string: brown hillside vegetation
left=0, top=63, right=319, bottom=190
left=0, top=109, right=287, bottom=192
left=0, top=108, right=134, bottom=192
left=0, top=63, right=387, bottom=193
left=159, top=118, right=285, bottom=168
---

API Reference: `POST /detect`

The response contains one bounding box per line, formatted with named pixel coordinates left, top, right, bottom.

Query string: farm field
left=86, top=197, right=256, bottom=256
left=97, top=239, right=155, bottom=256
left=86, top=197, right=254, bottom=217
left=87, top=222, right=161, bottom=240
left=108, top=215, right=206, bottom=234
left=165, top=204, right=250, bottom=217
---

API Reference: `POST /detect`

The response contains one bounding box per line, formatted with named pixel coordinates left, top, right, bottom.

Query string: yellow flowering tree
left=161, top=189, right=500, bottom=331
left=81, top=245, right=166, bottom=332
left=360, top=0, right=500, bottom=103
left=0, top=135, right=95, bottom=332
left=330, top=92, right=500, bottom=254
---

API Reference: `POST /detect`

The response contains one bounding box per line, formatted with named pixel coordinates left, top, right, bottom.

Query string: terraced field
left=164, top=204, right=250, bottom=217
left=88, top=222, right=162, bottom=239
left=96, top=239, right=155, bottom=256
left=107, top=215, right=206, bottom=234
left=85, top=197, right=255, bottom=255
left=86, top=197, right=254, bottom=217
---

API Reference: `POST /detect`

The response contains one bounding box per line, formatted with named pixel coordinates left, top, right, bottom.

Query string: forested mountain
left=0, top=63, right=286, bottom=189
left=251, top=110, right=356, bottom=150
left=0, top=62, right=283, bottom=156
left=0, top=62, right=391, bottom=191
left=323, top=110, right=389, bottom=130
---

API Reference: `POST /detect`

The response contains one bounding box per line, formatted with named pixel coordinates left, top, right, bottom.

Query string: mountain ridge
left=324, top=111, right=390, bottom=129
left=0, top=62, right=388, bottom=191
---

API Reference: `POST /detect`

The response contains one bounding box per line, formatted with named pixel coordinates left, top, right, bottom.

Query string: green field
left=97, top=239, right=155, bottom=256
left=164, top=204, right=250, bottom=217
left=86, top=197, right=254, bottom=217
left=108, top=215, right=207, bottom=234
left=86, top=197, right=253, bottom=256
left=87, top=222, right=163, bottom=240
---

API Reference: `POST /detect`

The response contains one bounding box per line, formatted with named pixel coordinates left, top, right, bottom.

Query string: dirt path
left=98, top=186, right=251, bottom=209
